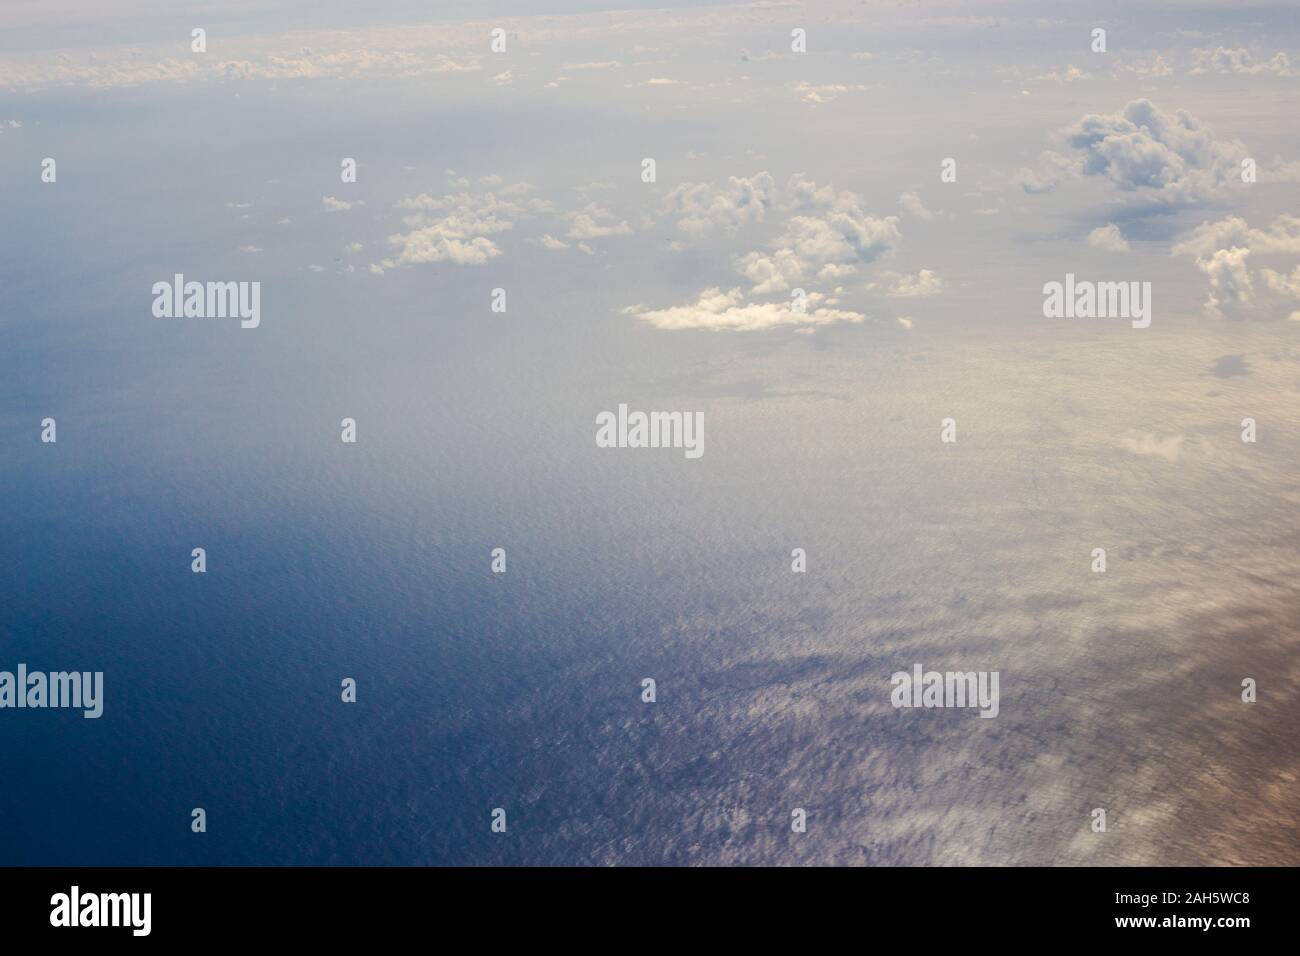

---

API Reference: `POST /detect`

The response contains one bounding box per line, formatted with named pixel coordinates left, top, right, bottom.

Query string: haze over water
left=2, top=0, right=1299, bottom=865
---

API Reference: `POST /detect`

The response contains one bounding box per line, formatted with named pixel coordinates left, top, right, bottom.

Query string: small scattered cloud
left=566, top=203, right=632, bottom=240
left=322, top=196, right=363, bottom=212
left=1087, top=223, right=1130, bottom=253
left=898, top=192, right=934, bottom=220
left=1190, top=48, right=1297, bottom=77
left=373, top=182, right=552, bottom=272
left=1036, top=64, right=1090, bottom=83
left=624, top=287, right=863, bottom=332
left=874, top=269, right=945, bottom=297
left=792, top=81, right=866, bottom=103
left=1116, top=52, right=1173, bottom=77
left=562, top=61, right=621, bottom=71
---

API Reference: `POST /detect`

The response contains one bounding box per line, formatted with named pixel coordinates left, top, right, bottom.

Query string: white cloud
left=1087, top=224, right=1130, bottom=253
left=1259, top=269, right=1300, bottom=319
left=879, top=269, right=945, bottom=297
left=625, top=287, right=864, bottom=332
left=322, top=196, right=363, bottom=212
left=898, top=192, right=934, bottom=220
left=566, top=203, right=632, bottom=240
left=375, top=183, right=553, bottom=271
left=384, top=233, right=500, bottom=267
left=1171, top=215, right=1300, bottom=319
left=792, top=81, right=866, bottom=103
left=735, top=175, right=900, bottom=293
left=664, top=172, right=776, bottom=235
left=1036, top=64, right=1090, bottom=83
left=1116, top=52, right=1173, bottom=77
left=1190, top=48, right=1297, bottom=77
left=1194, top=247, right=1255, bottom=319
left=1058, top=99, right=1246, bottom=204
left=1261, top=265, right=1300, bottom=299
left=562, top=61, right=621, bottom=71
left=4, top=48, right=483, bottom=89
left=1172, top=215, right=1300, bottom=258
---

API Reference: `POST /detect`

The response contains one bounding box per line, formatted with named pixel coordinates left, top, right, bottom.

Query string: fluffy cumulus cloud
left=1261, top=265, right=1300, bottom=300
left=875, top=269, right=945, bottom=297
left=1171, top=216, right=1300, bottom=258
left=566, top=203, right=632, bottom=240
left=374, top=183, right=553, bottom=272
left=1058, top=99, right=1245, bottom=203
left=630, top=173, right=897, bottom=331
left=1194, top=248, right=1255, bottom=319
left=1172, top=216, right=1300, bottom=319
left=1087, top=223, right=1130, bottom=252
left=664, top=173, right=776, bottom=235
left=898, top=191, right=934, bottom=220
left=735, top=174, right=900, bottom=293
left=1016, top=100, right=1247, bottom=203
left=1190, top=48, right=1297, bottom=77
left=624, top=288, right=863, bottom=332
